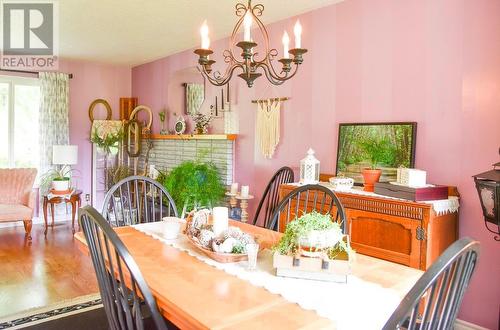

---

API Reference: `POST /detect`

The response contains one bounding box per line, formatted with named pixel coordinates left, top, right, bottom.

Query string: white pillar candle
left=282, top=31, right=290, bottom=59
left=212, top=207, right=229, bottom=237
left=243, top=11, right=252, bottom=41
left=200, top=20, right=210, bottom=49
left=294, top=20, right=302, bottom=49
left=240, top=185, right=250, bottom=198
left=230, top=182, right=239, bottom=194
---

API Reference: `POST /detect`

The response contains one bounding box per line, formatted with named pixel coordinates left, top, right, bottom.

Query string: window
left=0, top=76, right=40, bottom=169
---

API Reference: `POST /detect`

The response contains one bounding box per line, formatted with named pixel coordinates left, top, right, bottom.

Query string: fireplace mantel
left=143, top=134, right=237, bottom=141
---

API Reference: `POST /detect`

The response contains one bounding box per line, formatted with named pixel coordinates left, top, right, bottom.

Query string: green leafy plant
left=39, top=167, right=77, bottom=193
left=160, top=160, right=225, bottom=215
left=273, top=211, right=354, bottom=260
left=358, top=138, right=396, bottom=169
left=106, top=165, right=132, bottom=188
left=90, top=128, right=123, bottom=155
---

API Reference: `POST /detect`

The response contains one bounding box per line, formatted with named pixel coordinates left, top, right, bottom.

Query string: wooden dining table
left=74, top=220, right=423, bottom=329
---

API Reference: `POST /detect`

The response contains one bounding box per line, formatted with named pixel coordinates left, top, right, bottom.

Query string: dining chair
left=252, top=166, right=294, bottom=227
left=383, top=237, right=480, bottom=330
left=267, top=184, right=346, bottom=232
left=102, top=176, right=177, bottom=227
left=79, top=205, right=168, bottom=330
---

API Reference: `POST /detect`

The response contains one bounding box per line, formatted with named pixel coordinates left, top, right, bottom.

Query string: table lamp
left=52, top=145, right=78, bottom=191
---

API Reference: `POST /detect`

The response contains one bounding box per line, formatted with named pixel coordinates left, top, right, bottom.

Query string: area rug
left=0, top=293, right=107, bottom=329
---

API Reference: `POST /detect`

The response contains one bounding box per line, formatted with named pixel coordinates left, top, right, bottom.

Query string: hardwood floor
left=0, top=222, right=99, bottom=318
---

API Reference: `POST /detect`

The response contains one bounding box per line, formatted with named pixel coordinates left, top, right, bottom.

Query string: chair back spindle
left=253, top=166, right=294, bottom=227
left=383, top=237, right=480, bottom=330
left=267, top=184, right=346, bottom=232
left=102, top=176, right=177, bottom=227
left=79, top=206, right=168, bottom=330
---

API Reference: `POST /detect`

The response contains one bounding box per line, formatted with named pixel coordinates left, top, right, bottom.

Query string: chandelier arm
left=199, top=62, right=242, bottom=87
left=255, top=59, right=300, bottom=83
left=249, top=5, right=271, bottom=64
left=256, top=63, right=291, bottom=85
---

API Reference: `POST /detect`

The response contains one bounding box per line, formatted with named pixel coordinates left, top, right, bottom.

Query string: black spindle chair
left=252, top=166, right=294, bottom=227
left=267, top=184, right=346, bottom=232
left=102, top=176, right=177, bottom=227
left=383, top=237, right=480, bottom=330
left=79, top=205, right=168, bottom=330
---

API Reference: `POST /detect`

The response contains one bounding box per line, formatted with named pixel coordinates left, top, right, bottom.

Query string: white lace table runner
left=134, top=222, right=409, bottom=330
left=289, top=182, right=460, bottom=215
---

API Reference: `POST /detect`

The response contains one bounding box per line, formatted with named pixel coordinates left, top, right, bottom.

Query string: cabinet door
left=347, top=209, right=423, bottom=269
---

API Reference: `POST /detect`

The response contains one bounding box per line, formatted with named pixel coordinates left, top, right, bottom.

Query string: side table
left=43, top=189, right=82, bottom=234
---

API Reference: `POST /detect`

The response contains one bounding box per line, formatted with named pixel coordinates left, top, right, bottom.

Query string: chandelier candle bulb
left=230, top=182, right=239, bottom=194
left=200, top=20, right=210, bottom=49
left=282, top=31, right=290, bottom=59
left=212, top=207, right=229, bottom=237
left=243, top=11, right=252, bottom=41
left=241, top=185, right=250, bottom=198
left=294, top=20, right=302, bottom=49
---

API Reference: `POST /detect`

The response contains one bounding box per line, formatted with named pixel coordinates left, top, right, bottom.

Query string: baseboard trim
left=455, top=319, right=490, bottom=330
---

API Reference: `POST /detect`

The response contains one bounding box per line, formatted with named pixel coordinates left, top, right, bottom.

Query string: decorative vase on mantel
left=362, top=168, right=382, bottom=192
left=196, top=127, right=206, bottom=135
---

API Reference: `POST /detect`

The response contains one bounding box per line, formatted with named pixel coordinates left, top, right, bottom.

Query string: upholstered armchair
left=0, top=168, right=37, bottom=240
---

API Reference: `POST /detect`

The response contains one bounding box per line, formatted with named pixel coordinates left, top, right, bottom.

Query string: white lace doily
left=134, top=222, right=410, bottom=330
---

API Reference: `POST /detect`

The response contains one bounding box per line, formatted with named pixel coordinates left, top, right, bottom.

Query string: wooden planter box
left=273, top=250, right=351, bottom=283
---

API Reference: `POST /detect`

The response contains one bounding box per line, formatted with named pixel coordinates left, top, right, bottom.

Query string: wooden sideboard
left=278, top=183, right=459, bottom=270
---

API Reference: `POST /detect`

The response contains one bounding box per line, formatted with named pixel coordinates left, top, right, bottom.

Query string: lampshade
left=52, top=145, right=78, bottom=165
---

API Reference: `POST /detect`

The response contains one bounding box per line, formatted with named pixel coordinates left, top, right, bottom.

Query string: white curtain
left=39, top=72, right=70, bottom=178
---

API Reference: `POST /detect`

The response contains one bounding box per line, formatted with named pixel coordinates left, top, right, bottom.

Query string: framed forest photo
left=335, top=122, right=417, bottom=184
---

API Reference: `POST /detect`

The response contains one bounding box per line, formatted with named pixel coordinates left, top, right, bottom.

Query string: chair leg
left=23, top=219, right=33, bottom=240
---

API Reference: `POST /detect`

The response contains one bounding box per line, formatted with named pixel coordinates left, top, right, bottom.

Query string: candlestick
left=236, top=195, right=254, bottom=223
left=212, top=207, right=229, bottom=237
left=243, top=11, right=252, bottom=41
left=230, top=182, right=239, bottom=194
left=221, top=88, right=224, bottom=110
left=294, top=20, right=302, bottom=49
left=225, top=192, right=238, bottom=209
left=282, top=31, right=290, bottom=59
left=200, top=20, right=210, bottom=49
left=240, top=185, right=249, bottom=198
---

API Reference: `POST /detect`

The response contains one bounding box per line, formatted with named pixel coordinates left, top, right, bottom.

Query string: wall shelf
left=143, top=134, right=237, bottom=141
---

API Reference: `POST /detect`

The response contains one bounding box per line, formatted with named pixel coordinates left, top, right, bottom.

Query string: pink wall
left=59, top=59, right=131, bottom=199
left=132, top=0, right=500, bottom=328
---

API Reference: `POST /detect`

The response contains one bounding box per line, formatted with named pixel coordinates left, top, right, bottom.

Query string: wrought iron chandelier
left=194, top=0, right=307, bottom=88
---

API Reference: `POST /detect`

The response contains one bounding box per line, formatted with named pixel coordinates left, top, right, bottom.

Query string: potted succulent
left=191, top=113, right=212, bottom=134
left=359, top=138, right=395, bottom=192
left=159, top=160, right=225, bottom=217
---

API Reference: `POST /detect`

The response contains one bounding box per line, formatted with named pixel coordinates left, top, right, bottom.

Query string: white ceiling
left=59, top=0, right=343, bottom=67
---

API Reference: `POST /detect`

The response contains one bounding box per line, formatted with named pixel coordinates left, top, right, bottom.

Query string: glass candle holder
left=246, top=243, right=259, bottom=271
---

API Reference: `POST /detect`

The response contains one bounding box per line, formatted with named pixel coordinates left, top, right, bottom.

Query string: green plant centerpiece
left=160, top=160, right=225, bottom=216
left=272, top=212, right=355, bottom=282
left=273, top=211, right=354, bottom=260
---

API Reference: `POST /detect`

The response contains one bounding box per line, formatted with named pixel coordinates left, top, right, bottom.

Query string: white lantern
left=300, top=148, right=320, bottom=184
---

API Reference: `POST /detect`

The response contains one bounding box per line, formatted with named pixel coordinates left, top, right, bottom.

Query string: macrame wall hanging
left=254, top=97, right=289, bottom=159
